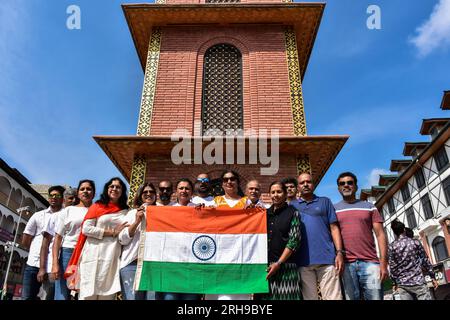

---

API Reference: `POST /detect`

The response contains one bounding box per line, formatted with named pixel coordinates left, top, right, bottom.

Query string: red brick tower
left=95, top=1, right=348, bottom=203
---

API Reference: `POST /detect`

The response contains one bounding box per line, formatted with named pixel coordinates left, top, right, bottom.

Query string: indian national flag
left=135, top=206, right=269, bottom=294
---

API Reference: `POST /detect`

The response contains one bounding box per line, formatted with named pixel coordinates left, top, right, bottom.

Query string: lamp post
left=1, top=206, right=30, bottom=300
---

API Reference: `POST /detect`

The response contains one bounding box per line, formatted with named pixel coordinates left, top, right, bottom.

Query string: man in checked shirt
left=389, top=220, right=438, bottom=300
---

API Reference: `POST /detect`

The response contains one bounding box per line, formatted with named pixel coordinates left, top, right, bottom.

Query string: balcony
left=417, top=218, right=441, bottom=234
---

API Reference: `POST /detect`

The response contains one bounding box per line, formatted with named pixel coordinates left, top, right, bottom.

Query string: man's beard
left=160, top=194, right=170, bottom=201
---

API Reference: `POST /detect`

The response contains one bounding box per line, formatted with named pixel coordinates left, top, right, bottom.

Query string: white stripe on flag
left=144, top=232, right=267, bottom=264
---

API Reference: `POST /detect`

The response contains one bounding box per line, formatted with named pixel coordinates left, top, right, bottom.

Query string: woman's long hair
left=97, top=177, right=129, bottom=210
left=221, top=170, right=245, bottom=197
left=132, top=182, right=157, bottom=208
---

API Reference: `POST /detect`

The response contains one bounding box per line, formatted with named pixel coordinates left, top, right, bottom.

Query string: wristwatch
left=336, top=249, right=346, bottom=256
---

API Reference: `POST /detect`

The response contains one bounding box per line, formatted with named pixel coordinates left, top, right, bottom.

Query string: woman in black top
left=259, top=181, right=301, bottom=300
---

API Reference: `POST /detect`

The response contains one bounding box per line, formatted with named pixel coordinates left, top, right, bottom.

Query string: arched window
left=202, top=43, right=243, bottom=135
left=432, top=236, right=449, bottom=262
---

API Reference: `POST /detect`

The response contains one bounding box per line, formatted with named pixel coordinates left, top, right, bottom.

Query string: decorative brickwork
left=137, top=28, right=162, bottom=137
left=285, top=27, right=307, bottom=136
left=296, top=155, right=311, bottom=176
left=127, top=155, right=147, bottom=207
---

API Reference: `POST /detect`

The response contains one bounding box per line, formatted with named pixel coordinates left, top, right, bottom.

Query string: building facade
left=95, top=0, right=348, bottom=205
left=362, top=91, right=450, bottom=299
left=0, top=158, right=48, bottom=299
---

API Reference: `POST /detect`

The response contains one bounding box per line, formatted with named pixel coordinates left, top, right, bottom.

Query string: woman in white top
left=118, top=182, right=157, bottom=300
left=50, top=179, right=95, bottom=300
left=66, top=177, right=129, bottom=300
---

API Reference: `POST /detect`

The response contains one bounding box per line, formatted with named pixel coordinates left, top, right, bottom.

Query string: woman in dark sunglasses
left=207, top=170, right=251, bottom=300
left=213, top=170, right=247, bottom=209
left=118, top=182, right=157, bottom=300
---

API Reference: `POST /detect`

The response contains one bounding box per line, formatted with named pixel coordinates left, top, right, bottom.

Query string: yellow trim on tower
left=136, top=28, right=162, bottom=136
left=285, top=27, right=307, bottom=137
left=128, top=155, right=147, bottom=207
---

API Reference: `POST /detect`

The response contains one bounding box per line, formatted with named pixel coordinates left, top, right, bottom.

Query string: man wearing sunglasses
left=192, top=173, right=215, bottom=206
left=21, top=185, right=65, bottom=300
left=334, top=172, right=388, bottom=300
left=156, top=181, right=175, bottom=206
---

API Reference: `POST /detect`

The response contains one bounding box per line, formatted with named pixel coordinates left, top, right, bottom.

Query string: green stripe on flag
left=138, top=261, right=269, bottom=294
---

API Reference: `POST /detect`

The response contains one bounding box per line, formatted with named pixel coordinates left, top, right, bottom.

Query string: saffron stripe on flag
left=146, top=206, right=266, bottom=234
left=138, top=261, right=269, bottom=294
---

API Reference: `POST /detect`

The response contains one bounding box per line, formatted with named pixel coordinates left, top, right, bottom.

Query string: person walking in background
left=21, top=185, right=65, bottom=300
left=64, top=177, right=129, bottom=300
left=255, top=182, right=301, bottom=300
left=334, top=172, right=388, bottom=300
left=50, top=180, right=95, bottom=300
left=389, top=220, right=438, bottom=300
left=119, top=182, right=157, bottom=300
left=291, top=173, right=344, bottom=300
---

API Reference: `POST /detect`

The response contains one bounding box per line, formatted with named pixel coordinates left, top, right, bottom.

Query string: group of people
left=20, top=170, right=437, bottom=300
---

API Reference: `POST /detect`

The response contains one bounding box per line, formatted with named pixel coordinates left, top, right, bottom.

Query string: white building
left=361, top=91, right=450, bottom=299
left=0, top=158, right=48, bottom=299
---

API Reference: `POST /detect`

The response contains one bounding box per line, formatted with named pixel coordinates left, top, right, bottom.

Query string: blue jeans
left=155, top=292, right=202, bottom=300
left=342, top=261, right=383, bottom=300
left=54, top=247, right=73, bottom=300
left=22, top=265, right=40, bottom=300
left=120, top=261, right=152, bottom=300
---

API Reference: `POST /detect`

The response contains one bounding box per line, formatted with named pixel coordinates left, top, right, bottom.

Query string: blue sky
left=1, top=0, right=449, bottom=203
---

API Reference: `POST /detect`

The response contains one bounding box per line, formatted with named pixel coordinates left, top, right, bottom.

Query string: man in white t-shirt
left=21, top=185, right=65, bottom=300
left=191, top=173, right=216, bottom=207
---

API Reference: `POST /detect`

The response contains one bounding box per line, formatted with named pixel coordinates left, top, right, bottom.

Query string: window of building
left=202, top=43, right=243, bottom=135
left=432, top=236, right=449, bottom=262
left=387, top=198, right=395, bottom=215
left=401, top=185, right=411, bottom=203
left=443, top=175, right=450, bottom=206
left=415, top=167, right=426, bottom=190
left=405, top=207, right=417, bottom=229
left=421, top=194, right=434, bottom=220
left=434, top=146, right=449, bottom=172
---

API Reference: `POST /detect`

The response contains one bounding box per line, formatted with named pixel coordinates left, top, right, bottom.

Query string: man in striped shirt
left=334, top=172, right=388, bottom=300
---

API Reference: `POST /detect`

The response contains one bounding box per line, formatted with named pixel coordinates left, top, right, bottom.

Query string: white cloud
left=409, top=0, right=450, bottom=56
left=366, top=168, right=391, bottom=188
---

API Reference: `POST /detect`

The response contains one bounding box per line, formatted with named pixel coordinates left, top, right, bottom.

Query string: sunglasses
left=338, top=181, right=355, bottom=186
left=223, top=177, right=237, bottom=182
left=108, top=185, right=121, bottom=190
left=197, top=178, right=210, bottom=183
left=159, top=187, right=172, bottom=192
left=48, top=194, right=62, bottom=199
left=142, top=190, right=156, bottom=195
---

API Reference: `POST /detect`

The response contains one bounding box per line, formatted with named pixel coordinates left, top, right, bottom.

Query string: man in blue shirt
left=290, top=173, right=344, bottom=300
